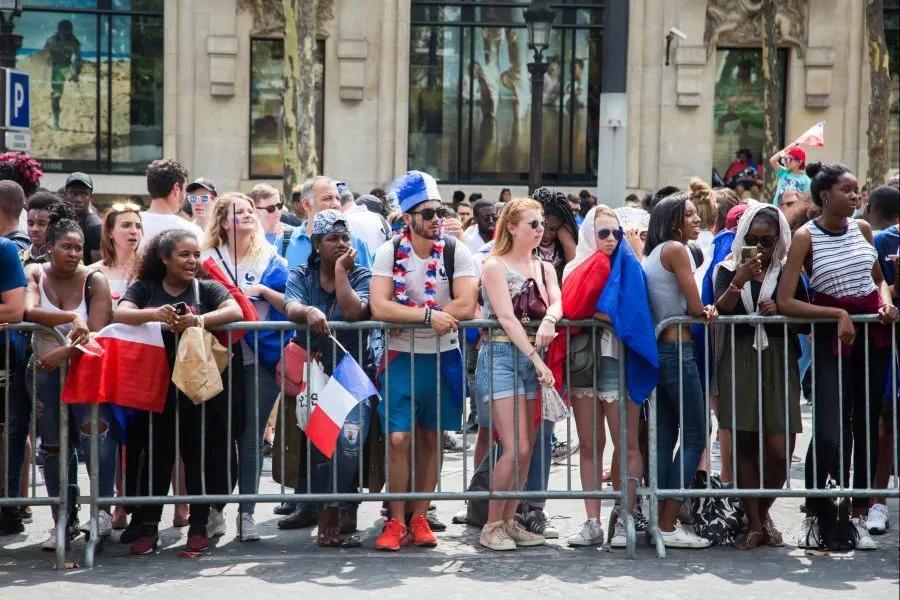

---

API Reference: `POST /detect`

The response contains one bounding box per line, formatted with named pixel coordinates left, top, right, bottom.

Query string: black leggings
left=805, top=325, right=890, bottom=514
left=126, top=389, right=236, bottom=530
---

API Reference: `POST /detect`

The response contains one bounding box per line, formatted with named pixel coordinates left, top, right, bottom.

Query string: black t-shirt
left=714, top=268, right=809, bottom=337
left=79, top=211, right=103, bottom=264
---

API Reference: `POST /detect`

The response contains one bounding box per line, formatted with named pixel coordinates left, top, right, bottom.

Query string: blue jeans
left=495, top=419, right=554, bottom=510
left=21, top=363, right=117, bottom=518
left=237, top=363, right=280, bottom=515
left=797, top=333, right=811, bottom=380
left=297, top=401, right=371, bottom=512
left=654, top=341, right=706, bottom=492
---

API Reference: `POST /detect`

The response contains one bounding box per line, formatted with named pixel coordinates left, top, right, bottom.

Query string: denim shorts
left=475, top=342, right=539, bottom=428
left=570, top=356, right=620, bottom=403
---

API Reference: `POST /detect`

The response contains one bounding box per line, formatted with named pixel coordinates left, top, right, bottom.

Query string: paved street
left=1, top=406, right=898, bottom=599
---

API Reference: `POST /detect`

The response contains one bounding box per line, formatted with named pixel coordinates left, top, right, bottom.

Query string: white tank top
left=809, top=219, right=878, bottom=299
left=34, top=268, right=90, bottom=356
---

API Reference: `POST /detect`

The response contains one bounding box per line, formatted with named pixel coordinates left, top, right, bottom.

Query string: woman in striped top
left=777, top=162, right=898, bottom=551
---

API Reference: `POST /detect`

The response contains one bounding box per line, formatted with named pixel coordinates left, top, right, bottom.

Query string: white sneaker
left=480, top=520, right=516, bottom=551
left=853, top=517, right=878, bottom=550
left=237, top=512, right=260, bottom=542
left=207, top=508, right=226, bottom=538
left=866, top=503, right=890, bottom=535
left=797, top=517, right=821, bottom=549
left=40, top=529, right=57, bottom=551
left=505, top=519, right=545, bottom=547
left=97, top=510, right=113, bottom=539
left=567, top=519, right=604, bottom=547
left=659, top=526, right=711, bottom=549
left=610, top=516, right=627, bottom=548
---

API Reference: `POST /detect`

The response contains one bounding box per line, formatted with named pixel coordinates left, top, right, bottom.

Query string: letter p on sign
left=4, top=69, right=30, bottom=131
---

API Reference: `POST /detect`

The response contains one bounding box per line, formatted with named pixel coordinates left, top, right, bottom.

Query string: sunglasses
left=188, top=194, right=211, bottom=204
left=257, top=202, right=284, bottom=214
left=597, top=227, right=623, bottom=241
left=410, top=207, right=452, bottom=221
left=744, top=234, right=778, bottom=248
left=527, top=219, right=546, bottom=230
left=110, top=202, right=141, bottom=213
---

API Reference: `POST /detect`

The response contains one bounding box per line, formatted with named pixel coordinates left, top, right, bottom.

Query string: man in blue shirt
left=0, top=235, right=27, bottom=535
left=281, top=176, right=372, bottom=271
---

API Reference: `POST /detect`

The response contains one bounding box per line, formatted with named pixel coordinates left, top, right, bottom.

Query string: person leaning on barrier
left=0, top=234, right=27, bottom=536
left=280, top=209, right=376, bottom=548
left=475, top=197, right=560, bottom=552
left=369, top=171, right=476, bottom=552
left=19, top=202, right=113, bottom=551
left=713, top=204, right=807, bottom=550
left=642, top=192, right=718, bottom=550
left=202, top=192, right=291, bottom=543
left=777, top=162, right=899, bottom=552
left=114, top=229, right=243, bottom=556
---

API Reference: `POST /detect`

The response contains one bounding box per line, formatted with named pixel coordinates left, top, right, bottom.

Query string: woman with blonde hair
left=689, top=177, right=717, bottom=250
left=475, top=197, right=563, bottom=551
left=201, top=192, right=291, bottom=542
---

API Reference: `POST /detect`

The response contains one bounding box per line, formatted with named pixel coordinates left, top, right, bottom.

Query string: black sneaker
left=463, top=412, right=479, bottom=435
left=119, top=516, right=143, bottom=544
left=0, top=510, right=24, bottom=536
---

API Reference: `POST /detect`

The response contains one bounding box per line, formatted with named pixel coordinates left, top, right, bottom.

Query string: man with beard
left=464, top=199, right=497, bottom=254
left=369, top=171, right=476, bottom=551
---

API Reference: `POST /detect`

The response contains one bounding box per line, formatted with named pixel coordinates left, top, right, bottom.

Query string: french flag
left=63, top=322, right=170, bottom=414
left=793, top=121, right=825, bottom=148
left=305, top=353, right=379, bottom=459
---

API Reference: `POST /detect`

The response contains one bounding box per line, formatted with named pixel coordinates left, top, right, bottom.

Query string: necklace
left=393, top=227, right=444, bottom=308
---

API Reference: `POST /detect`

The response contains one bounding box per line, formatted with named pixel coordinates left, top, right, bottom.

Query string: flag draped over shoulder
left=62, top=322, right=170, bottom=413
left=201, top=257, right=258, bottom=345
left=595, top=240, right=658, bottom=404
left=306, top=353, right=380, bottom=458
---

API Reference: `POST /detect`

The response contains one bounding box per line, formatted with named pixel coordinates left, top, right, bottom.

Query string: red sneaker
left=129, top=525, right=159, bottom=555
left=186, top=527, right=210, bottom=552
left=409, top=514, right=437, bottom=547
left=375, top=518, right=408, bottom=551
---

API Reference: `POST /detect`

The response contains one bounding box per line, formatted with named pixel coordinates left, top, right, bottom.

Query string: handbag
left=567, top=331, right=594, bottom=388
left=275, top=301, right=336, bottom=397
left=511, top=260, right=549, bottom=324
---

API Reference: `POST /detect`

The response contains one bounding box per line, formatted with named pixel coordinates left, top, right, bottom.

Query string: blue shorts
left=377, top=352, right=461, bottom=432
left=475, top=342, right=539, bottom=428
left=570, top=356, right=620, bottom=403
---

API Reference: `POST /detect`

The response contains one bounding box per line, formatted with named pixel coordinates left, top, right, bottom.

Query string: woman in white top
left=22, top=202, right=113, bottom=550
left=90, top=203, right=143, bottom=307
left=202, top=192, right=290, bottom=542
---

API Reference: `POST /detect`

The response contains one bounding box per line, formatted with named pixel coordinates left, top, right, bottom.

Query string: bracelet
left=424, top=306, right=432, bottom=325
left=526, top=347, right=537, bottom=359
left=542, top=315, right=558, bottom=324
left=729, top=282, right=744, bottom=293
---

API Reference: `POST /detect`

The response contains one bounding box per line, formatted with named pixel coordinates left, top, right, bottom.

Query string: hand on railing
left=877, top=303, right=899, bottom=325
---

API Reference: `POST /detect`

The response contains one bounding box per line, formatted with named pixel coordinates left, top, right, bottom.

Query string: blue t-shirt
left=284, top=261, right=373, bottom=374
left=281, top=220, right=373, bottom=271
left=773, top=166, right=811, bottom=206
left=0, top=237, right=26, bottom=300
left=874, top=225, right=898, bottom=306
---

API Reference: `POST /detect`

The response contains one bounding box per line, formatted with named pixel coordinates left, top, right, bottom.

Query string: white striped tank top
left=808, top=219, right=877, bottom=299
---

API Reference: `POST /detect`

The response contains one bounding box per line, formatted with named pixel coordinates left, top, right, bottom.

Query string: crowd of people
left=0, top=149, right=898, bottom=558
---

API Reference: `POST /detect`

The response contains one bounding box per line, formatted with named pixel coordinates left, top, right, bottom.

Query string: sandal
left=734, top=529, right=765, bottom=550
left=340, top=533, right=362, bottom=548
left=316, top=507, right=342, bottom=548
left=762, top=516, right=784, bottom=547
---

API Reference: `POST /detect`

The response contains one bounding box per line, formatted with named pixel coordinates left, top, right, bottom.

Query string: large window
left=408, top=1, right=603, bottom=185
left=249, top=38, right=325, bottom=178
left=886, top=1, right=899, bottom=171
left=14, top=1, right=164, bottom=174
left=712, top=48, right=788, bottom=182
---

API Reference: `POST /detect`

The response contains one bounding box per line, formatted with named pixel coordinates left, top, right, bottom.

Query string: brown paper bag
left=172, top=316, right=229, bottom=405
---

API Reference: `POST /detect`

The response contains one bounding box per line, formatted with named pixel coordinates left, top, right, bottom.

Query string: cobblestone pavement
left=1, top=407, right=897, bottom=599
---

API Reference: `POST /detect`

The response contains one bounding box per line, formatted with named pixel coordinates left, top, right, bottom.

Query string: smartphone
left=172, top=302, right=189, bottom=316
left=741, top=246, right=758, bottom=262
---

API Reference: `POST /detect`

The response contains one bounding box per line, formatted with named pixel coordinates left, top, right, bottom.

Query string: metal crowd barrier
left=1, top=322, right=70, bottom=569
left=645, top=314, right=899, bottom=559
left=74, top=319, right=634, bottom=567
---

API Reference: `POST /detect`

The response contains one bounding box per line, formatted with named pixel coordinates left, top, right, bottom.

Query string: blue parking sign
left=5, top=69, right=30, bottom=131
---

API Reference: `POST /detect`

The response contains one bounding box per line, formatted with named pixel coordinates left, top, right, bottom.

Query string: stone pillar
left=596, top=0, right=629, bottom=207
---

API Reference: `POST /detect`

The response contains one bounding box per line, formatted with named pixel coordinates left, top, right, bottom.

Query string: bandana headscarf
left=715, top=203, right=791, bottom=350
left=563, top=205, right=649, bottom=282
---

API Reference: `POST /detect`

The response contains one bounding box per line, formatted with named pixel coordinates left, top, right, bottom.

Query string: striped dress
left=808, top=219, right=877, bottom=300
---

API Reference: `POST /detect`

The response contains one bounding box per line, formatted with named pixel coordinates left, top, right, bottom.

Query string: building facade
left=10, top=0, right=900, bottom=205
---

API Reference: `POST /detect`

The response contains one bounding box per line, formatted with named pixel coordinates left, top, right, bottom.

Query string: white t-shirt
left=139, top=212, right=205, bottom=251
left=343, top=204, right=390, bottom=252
left=463, top=226, right=490, bottom=255
left=372, top=238, right=475, bottom=354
